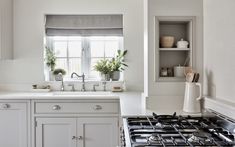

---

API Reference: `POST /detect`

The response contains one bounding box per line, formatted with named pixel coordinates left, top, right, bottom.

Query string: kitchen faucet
left=71, top=72, right=86, bottom=91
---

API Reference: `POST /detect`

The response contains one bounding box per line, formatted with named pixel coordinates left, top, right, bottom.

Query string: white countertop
left=0, top=91, right=201, bottom=117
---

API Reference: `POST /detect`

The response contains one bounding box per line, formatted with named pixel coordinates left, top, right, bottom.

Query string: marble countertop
left=0, top=91, right=201, bottom=117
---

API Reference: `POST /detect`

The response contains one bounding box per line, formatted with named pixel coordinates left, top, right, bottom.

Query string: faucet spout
left=71, top=72, right=86, bottom=91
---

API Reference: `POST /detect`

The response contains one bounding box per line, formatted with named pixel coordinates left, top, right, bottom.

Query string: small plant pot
left=100, top=73, right=110, bottom=81
left=54, top=74, right=63, bottom=81
left=111, top=71, right=120, bottom=81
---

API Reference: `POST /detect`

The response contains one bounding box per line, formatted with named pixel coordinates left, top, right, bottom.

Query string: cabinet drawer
left=0, top=102, right=26, bottom=110
left=35, top=102, right=119, bottom=114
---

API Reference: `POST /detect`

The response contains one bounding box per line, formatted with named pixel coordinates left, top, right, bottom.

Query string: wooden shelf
left=159, top=48, right=190, bottom=51
left=158, top=77, right=186, bottom=82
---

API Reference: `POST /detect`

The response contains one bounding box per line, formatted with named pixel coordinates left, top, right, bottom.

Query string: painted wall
left=203, top=0, right=235, bottom=103
left=145, top=0, right=203, bottom=109
left=0, top=0, right=144, bottom=91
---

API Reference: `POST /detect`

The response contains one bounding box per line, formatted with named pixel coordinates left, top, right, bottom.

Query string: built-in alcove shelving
left=155, top=16, right=196, bottom=82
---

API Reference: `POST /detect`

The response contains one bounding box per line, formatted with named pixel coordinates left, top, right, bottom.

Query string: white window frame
left=46, top=36, right=123, bottom=80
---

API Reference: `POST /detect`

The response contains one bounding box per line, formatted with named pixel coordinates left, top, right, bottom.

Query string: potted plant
left=53, top=68, right=66, bottom=81
left=45, top=47, right=56, bottom=81
left=94, top=59, right=112, bottom=81
left=110, top=50, right=128, bottom=81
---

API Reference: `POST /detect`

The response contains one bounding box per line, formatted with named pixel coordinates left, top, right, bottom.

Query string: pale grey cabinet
left=34, top=99, right=120, bottom=147
left=77, top=117, right=118, bottom=147
left=36, top=118, right=77, bottom=147
left=0, top=102, right=29, bottom=147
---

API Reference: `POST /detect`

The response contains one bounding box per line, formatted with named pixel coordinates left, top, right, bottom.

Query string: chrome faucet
left=71, top=72, right=86, bottom=91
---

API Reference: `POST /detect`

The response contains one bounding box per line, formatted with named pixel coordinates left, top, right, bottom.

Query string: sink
left=53, top=91, right=112, bottom=96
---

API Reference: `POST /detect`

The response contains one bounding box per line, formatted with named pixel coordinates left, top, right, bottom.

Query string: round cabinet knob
left=93, top=105, right=102, bottom=110
left=2, top=104, right=10, bottom=109
left=52, top=105, right=61, bottom=110
left=72, top=136, right=77, bottom=140
left=78, top=136, right=83, bottom=140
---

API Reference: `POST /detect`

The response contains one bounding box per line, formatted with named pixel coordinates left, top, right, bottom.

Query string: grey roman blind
left=45, top=15, right=123, bottom=36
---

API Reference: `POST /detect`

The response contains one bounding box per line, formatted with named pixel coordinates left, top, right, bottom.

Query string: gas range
left=122, top=110, right=235, bottom=147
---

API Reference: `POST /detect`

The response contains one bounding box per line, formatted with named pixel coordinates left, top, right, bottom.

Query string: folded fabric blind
left=45, top=15, right=123, bottom=36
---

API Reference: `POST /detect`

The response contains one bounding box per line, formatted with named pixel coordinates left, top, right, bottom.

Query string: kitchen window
left=46, top=36, right=123, bottom=79
left=44, top=14, right=123, bottom=80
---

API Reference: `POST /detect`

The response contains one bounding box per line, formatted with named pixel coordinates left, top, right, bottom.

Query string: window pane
left=68, top=41, right=82, bottom=57
left=90, top=41, right=105, bottom=57
left=105, top=41, right=119, bottom=57
left=54, top=41, right=67, bottom=57
left=90, top=58, right=101, bottom=78
left=69, top=58, right=81, bottom=75
left=55, top=58, right=68, bottom=74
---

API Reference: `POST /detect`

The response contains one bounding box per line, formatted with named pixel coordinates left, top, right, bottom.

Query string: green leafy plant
left=94, top=59, right=112, bottom=74
left=110, top=50, right=128, bottom=72
left=52, top=68, right=66, bottom=76
left=45, top=46, right=56, bottom=71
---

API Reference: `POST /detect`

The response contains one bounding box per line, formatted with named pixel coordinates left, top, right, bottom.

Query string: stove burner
left=188, top=131, right=212, bottom=142
left=148, top=134, right=160, bottom=142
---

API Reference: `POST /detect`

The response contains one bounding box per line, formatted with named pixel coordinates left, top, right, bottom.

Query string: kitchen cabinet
left=33, top=99, right=120, bottom=147
left=77, top=117, right=118, bottom=147
left=36, top=118, right=77, bottom=147
left=155, top=16, right=196, bottom=82
left=0, top=0, right=13, bottom=59
left=0, top=102, right=29, bottom=147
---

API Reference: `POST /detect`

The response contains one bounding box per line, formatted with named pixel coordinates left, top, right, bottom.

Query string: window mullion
left=66, top=37, right=70, bottom=75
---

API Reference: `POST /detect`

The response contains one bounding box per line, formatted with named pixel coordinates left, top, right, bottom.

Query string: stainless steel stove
left=122, top=110, right=235, bottom=147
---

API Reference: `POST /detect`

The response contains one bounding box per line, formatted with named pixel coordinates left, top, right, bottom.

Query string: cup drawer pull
left=93, top=105, right=102, bottom=110
left=2, top=104, right=10, bottom=109
left=52, top=105, right=61, bottom=110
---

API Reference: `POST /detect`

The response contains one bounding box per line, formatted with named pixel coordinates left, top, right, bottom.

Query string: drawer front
left=0, top=102, right=26, bottom=110
left=35, top=102, right=119, bottom=114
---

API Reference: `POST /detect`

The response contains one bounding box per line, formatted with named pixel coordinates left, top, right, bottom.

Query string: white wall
left=145, top=0, right=203, bottom=109
left=203, top=0, right=235, bottom=103
left=0, top=0, right=144, bottom=91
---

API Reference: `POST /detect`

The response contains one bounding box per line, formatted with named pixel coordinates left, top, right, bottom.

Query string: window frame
left=46, top=36, right=123, bottom=80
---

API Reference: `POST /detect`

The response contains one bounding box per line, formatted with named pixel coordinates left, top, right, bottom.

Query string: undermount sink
left=53, top=91, right=112, bottom=96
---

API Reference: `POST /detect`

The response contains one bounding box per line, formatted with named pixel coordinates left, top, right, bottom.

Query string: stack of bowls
left=160, top=36, right=175, bottom=48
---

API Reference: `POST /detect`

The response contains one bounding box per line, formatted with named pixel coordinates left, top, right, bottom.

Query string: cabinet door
left=77, top=117, right=118, bottom=147
left=36, top=118, right=76, bottom=147
left=0, top=103, right=28, bottom=147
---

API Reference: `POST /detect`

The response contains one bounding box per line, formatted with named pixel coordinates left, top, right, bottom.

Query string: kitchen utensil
left=183, top=82, right=202, bottom=113
left=192, top=73, right=197, bottom=82
left=184, top=66, right=193, bottom=76
left=195, top=73, right=200, bottom=82
left=177, top=38, right=189, bottom=48
left=186, top=72, right=195, bottom=82
left=160, top=36, right=175, bottom=48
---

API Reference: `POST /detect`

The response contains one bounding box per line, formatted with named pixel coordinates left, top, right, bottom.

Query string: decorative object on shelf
left=110, top=50, right=128, bottom=81
left=53, top=68, right=66, bottom=81
left=94, top=59, right=112, bottom=81
left=160, top=67, right=168, bottom=77
left=167, top=67, right=174, bottom=77
left=174, top=65, right=185, bottom=77
left=31, top=84, right=51, bottom=92
left=112, top=86, right=123, bottom=92
left=160, top=36, right=175, bottom=48
left=177, top=38, right=189, bottom=48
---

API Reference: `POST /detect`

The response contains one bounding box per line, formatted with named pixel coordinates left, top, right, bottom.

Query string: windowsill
left=46, top=79, right=124, bottom=83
